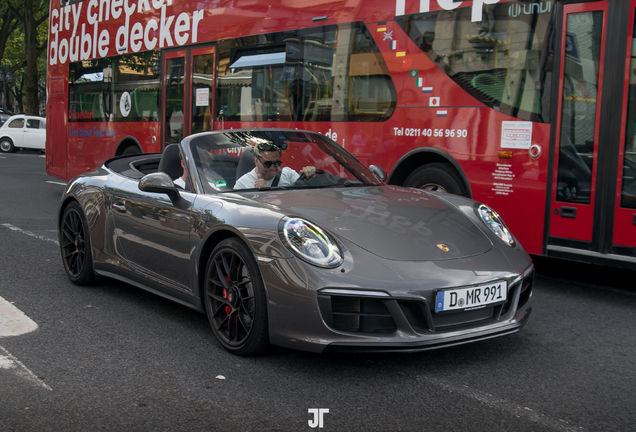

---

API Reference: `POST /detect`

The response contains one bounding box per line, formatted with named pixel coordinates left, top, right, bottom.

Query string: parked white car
left=0, top=115, right=46, bottom=153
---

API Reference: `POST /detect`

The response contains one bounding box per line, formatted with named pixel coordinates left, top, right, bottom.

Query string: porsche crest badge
left=437, top=244, right=450, bottom=252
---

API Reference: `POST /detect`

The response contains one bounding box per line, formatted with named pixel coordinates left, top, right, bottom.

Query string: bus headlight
left=279, top=217, right=343, bottom=268
left=476, top=204, right=515, bottom=247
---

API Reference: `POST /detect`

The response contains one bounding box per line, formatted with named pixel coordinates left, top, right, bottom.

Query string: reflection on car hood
left=243, top=186, right=493, bottom=261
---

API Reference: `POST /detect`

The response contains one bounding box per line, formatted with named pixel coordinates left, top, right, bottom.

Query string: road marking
left=0, top=296, right=39, bottom=337
left=2, top=223, right=59, bottom=246
left=46, top=181, right=67, bottom=186
left=424, top=376, right=583, bottom=432
left=0, top=345, right=52, bottom=391
left=0, top=298, right=51, bottom=391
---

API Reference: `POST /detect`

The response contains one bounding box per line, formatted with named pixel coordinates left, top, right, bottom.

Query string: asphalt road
left=1, top=150, right=635, bottom=432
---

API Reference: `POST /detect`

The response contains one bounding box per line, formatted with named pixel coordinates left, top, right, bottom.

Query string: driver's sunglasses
left=258, top=158, right=282, bottom=169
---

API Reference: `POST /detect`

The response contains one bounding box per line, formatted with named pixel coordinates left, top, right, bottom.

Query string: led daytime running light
left=281, top=218, right=343, bottom=268
left=477, top=205, right=515, bottom=246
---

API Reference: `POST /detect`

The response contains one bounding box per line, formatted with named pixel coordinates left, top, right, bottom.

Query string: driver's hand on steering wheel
left=299, top=166, right=316, bottom=179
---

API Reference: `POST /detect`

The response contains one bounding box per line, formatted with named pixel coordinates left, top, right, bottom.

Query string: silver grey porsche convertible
left=58, top=129, right=533, bottom=355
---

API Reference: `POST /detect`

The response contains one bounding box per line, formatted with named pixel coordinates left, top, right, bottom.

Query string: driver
left=234, top=142, right=316, bottom=189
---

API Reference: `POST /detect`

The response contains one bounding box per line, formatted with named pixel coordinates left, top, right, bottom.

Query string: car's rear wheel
left=204, top=238, right=269, bottom=355
left=0, top=138, right=15, bottom=153
left=404, top=162, right=468, bottom=196
left=60, top=202, right=95, bottom=285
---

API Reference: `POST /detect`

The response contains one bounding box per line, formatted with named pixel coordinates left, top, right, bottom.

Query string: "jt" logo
left=308, top=408, right=329, bottom=428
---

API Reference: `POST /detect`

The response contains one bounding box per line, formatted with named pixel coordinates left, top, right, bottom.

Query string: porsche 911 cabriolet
left=58, top=129, right=533, bottom=355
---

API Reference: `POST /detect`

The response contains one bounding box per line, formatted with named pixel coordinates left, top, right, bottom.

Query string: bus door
left=614, top=2, right=636, bottom=253
left=548, top=1, right=608, bottom=249
left=162, top=46, right=216, bottom=148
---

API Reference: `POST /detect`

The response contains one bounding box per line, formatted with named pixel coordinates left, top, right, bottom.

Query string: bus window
left=69, top=60, right=111, bottom=122
left=396, top=0, right=553, bottom=122
left=165, top=57, right=185, bottom=145
left=216, top=22, right=396, bottom=122
left=113, top=51, right=160, bottom=122
left=622, top=11, right=636, bottom=209
left=556, top=11, right=603, bottom=205
left=191, top=52, right=215, bottom=135
left=69, top=51, right=160, bottom=124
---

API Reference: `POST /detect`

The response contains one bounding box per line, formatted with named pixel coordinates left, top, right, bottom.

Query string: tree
left=0, top=3, right=19, bottom=63
left=5, top=0, right=48, bottom=115
left=0, top=2, right=20, bottom=111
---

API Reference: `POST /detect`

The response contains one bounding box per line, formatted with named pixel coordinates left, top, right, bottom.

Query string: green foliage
left=0, top=0, right=49, bottom=113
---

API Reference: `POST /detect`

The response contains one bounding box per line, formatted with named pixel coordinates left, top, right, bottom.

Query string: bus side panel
left=46, top=68, right=69, bottom=181
left=65, top=122, right=162, bottom=180
left=46, top=98, right=68, bottom=180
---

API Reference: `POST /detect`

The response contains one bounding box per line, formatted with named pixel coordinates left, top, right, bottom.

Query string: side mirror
left=139, top=172, right=181, bottom=201
left=369, top=165, right=387, bottom=183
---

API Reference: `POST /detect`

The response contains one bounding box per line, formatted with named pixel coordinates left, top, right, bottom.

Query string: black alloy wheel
left=204, top=238, right=269, bottom=355
left=60, top=202, right=95, bottom=285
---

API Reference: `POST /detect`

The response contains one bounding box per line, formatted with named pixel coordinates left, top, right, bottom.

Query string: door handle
left=113, top=202, right=127, bottom=212
left=559, top=206, right=577, bottom=218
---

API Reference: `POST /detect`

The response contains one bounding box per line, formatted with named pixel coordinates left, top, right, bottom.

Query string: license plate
left=435, top=281, right=507, bottom=312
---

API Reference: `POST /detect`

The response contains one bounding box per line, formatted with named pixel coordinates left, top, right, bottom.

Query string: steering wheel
left=298, top=169, right=325, bottom=181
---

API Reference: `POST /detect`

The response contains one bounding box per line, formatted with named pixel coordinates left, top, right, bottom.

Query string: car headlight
left=279, top=217, right=343, bottom=268
left=476, top=204, right=515, bottom=247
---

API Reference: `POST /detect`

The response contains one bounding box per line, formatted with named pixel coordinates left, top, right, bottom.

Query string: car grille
left=317, top=269, right=534, bottom=335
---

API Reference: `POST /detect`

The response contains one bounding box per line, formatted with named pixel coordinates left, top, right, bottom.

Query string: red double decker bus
left=46, top=0, right=636, bottom=267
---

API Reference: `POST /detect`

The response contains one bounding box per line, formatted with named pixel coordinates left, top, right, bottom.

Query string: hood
left=242, top=186, right=493, bottom=261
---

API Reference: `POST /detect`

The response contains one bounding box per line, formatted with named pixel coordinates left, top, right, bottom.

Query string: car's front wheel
left=0, top=138, right=15, bottom=153
left=60, top=202, right=96, bottom=285
left=204, top=238, right=269, bottom=355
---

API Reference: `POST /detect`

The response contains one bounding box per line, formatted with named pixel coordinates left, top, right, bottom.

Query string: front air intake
left=318, top=294, right=397, bottom=334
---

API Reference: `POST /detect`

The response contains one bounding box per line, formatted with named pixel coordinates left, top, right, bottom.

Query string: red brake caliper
left=224, top=276, right=232, bottom=315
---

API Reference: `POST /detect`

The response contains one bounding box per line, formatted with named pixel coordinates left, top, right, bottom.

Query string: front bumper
left=260, top=254, right=534, bottom=353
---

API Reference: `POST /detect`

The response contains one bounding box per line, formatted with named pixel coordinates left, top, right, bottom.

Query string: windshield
left=188, top=130, right=382, bottom=193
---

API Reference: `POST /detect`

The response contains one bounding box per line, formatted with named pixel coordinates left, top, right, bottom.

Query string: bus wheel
left=404, top=163, right=467, bottom=196
left=0, top=138, right=15, bottom=153
left=121, top=146, right=141, bottom=155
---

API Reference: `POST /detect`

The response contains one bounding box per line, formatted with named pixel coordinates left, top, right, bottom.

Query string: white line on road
left=424, top=376, right=583, bottom=432
left=2, top=223, right=59, bottom=246
left=46, top=181, right=67, bottom=186
left=0, top=296, right=38, bottom=337
left=0, top=298, right=51, bottom=390
left=0, top=345, right=52, bottom=391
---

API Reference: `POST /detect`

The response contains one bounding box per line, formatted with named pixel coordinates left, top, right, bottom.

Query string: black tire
left=204, top=238, right=269, bottom=355
left=59, top=202, right=96, bottom=285
left=404, top=163, right=468, bottom=196
left=121, top=146, right=141, bottom=155
left=0, top=138, right=15, bottom=153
